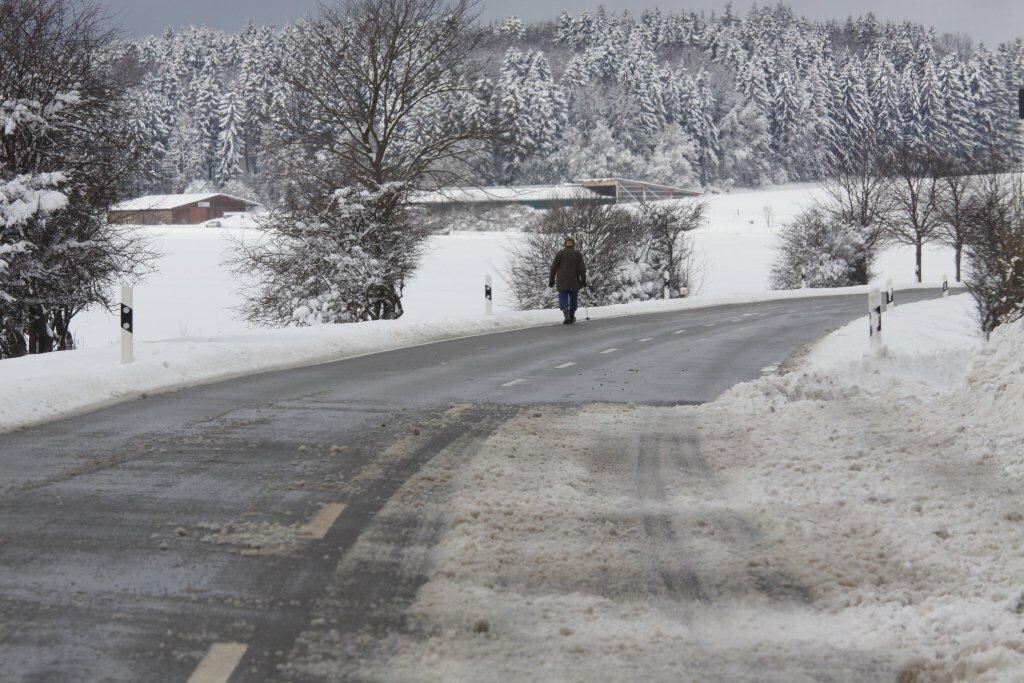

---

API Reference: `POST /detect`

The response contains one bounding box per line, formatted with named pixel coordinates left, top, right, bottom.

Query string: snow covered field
left=69, top=183, right=957, bottom=350
left=323, top=295, right=1024, bottom=680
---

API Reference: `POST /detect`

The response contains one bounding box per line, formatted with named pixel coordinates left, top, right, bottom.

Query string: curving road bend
left=0, top=289, right=945, bottom=681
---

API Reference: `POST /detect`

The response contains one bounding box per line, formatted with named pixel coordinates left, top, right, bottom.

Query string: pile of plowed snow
left=959, top=316, right=1024, bottom=439
left=703, top=296, right=1024, bottom=679
left=717, top=294, right=984, bottom=407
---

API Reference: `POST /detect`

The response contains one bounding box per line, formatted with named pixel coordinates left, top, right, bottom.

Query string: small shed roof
left=110, top=193, right=259, bottom=212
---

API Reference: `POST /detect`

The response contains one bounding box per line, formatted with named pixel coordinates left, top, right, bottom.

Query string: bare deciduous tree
left=814, top=147, right=893, bottom=285
left=935, top=164, right=976, bottom=283
left=237, top=0, right=492, bottom=325
left=271, top=0, right=491, bottom=193
left=883, top=143, right=943, bottom=283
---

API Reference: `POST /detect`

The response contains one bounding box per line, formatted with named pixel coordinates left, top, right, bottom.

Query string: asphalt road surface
left=0, top=289, right=948, bottom=681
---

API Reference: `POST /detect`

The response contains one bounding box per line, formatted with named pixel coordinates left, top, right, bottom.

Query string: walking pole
left=584, top=289, right=590, bottom=321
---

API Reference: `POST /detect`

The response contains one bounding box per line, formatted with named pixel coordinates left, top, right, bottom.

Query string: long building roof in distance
left=110, top=193, right=260, bottom=212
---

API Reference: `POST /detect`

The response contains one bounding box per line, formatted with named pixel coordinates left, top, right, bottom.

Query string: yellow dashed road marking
left=188, top=643, right=248, bottom=683
left=299, top=502, right=348, bottom=540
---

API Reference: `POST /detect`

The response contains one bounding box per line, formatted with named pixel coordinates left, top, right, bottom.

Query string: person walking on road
left=549, top=238, right=587, bottom=325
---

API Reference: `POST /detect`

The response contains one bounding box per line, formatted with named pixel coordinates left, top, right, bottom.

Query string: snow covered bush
left=508, top=199, right=701, bottom=310
left=509, top=201, right=639, bottom=310
left=770, top=207, right=875, bottom=289
left=772, top=147, right=894, bottom=290
left=0, top=0, right=153, bottom=358
left=637, top=200, right=704, bottom=298
left=233, top=185, right=428, bottom=325
left=231, top=0, right=488, bottom=326
left=965, top=174, right=1024, bottom=334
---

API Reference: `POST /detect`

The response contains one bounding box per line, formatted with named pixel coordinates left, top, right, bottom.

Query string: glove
left=548, top=279, right=555, bottom=288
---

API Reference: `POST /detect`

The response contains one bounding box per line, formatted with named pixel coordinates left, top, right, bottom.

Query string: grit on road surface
left=0, top=290, right=946, bottom=681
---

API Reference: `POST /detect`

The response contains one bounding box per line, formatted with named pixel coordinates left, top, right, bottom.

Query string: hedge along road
left=0, top=288, right=948, bottom=681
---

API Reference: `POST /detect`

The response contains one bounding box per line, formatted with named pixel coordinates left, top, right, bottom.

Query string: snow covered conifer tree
left=485, top=48, right=566, bottom=183
left=494, top=16, right=525, bottom=41
left=867, top=55, right=903, bottom=152
left=191, top=62, right=222, bottom=182
left=124, top=83, right=171, bottom=194
left=237, top=26, right=279, bottom=177
left=718, top=99, right=773, bottom=187
left=832, top=63, right=872, bottom=165
left=767, top=70, right=802, bottom=167
left=215, top=90, right=245, bottom=184
left=937, top=55, right=975, bottom=162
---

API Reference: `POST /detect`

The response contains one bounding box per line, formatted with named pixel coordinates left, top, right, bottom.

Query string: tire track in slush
left=634, top=411, right=811, bottom=605
left=230, top=404, right=517, bottom=681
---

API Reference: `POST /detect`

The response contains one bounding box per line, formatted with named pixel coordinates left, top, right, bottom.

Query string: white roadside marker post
left=120, top=285, right=134, bottom=364
left=484, top=275, right=493, bottom=316
left=943, top=274, right=949, bottom=298
left=868, top=288, right=882, bottom=353
left=886, top=278, right=895, bottom=310
left=800, top=267, right=807, bottom=290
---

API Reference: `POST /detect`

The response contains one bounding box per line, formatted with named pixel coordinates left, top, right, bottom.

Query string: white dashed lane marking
left=673, top=329, right=686, bottom=334
left=636, top=338, right=653, bottom=343
left=501, top=378, right=526, bottom=387
left=188, top=643, right=248, bottom=683
left=702, top=323, right=716, bottom=328
left=761, top=364, right=779, bottom=373
left=600, top=348, right=618, bottom=354
left=555, top=362, right=576, bottom=369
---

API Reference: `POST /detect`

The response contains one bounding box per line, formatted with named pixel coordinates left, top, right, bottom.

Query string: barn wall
left=107, top=209, right=175, bottom=225
left=109, top=195, right=254, bottom=225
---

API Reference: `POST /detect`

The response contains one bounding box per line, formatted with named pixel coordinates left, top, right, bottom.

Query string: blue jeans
left=558, top=290, right=579, bottom=311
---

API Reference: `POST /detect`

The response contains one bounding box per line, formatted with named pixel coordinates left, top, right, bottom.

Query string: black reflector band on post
left=121, top=304, right=133, bottom=334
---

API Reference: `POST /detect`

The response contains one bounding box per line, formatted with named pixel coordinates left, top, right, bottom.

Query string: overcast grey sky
left=103, top=0, right=1022, bottom=47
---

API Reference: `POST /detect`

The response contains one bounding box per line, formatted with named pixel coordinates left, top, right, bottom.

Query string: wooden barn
left=107, top=193, right=260, bottom=225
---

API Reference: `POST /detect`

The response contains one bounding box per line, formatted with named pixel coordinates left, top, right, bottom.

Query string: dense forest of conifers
left=115, top=3, right=1024, bottom=202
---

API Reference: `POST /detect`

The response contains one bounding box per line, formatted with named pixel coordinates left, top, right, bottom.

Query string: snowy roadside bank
left=701, top=295, right=1024, bottom=678
left=0, top=284, right=939, bottom=434
left=336, top=294, right=1024, bottom=680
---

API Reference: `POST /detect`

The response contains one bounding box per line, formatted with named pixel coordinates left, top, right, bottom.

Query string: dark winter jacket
left=549, top=247, right=587, bottom=291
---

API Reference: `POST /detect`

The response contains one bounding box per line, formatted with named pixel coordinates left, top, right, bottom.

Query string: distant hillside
left=113, top=4, right=1024, bottom=202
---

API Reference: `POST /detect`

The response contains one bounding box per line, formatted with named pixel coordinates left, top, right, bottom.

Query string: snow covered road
left=3, top=288, right=1007, bottom=682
